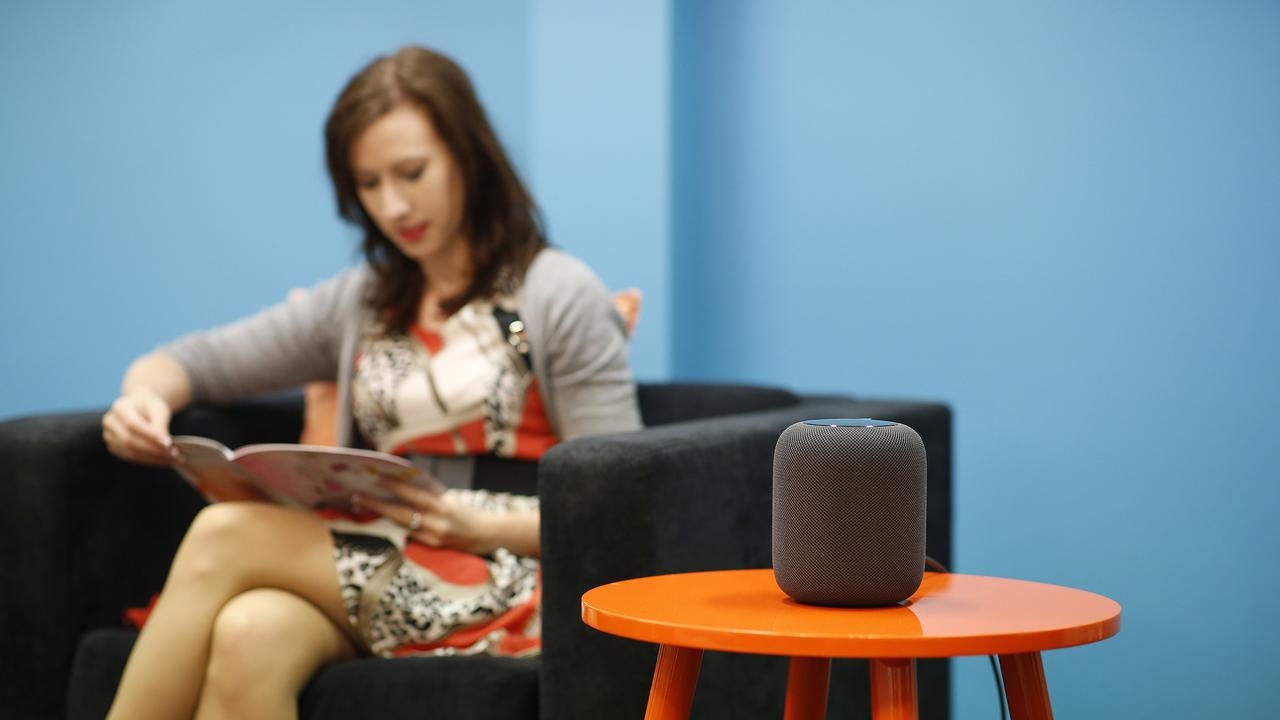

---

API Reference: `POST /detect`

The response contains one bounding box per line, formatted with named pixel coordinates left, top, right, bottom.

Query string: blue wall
left=5, top=1, right=1280, bottom=717
left=675, top=2, right=1280, bottom=717
left=530, top=0, right=672, bottom=380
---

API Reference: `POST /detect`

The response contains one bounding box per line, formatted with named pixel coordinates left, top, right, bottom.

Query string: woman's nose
left=378, top=184, right=410, bottom=220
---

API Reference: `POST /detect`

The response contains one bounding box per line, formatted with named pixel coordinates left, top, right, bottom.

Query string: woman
left=101, top=45, right=640, bottom=719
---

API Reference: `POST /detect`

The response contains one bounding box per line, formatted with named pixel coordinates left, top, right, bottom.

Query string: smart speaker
left=772, top=418, right=927, bottom=606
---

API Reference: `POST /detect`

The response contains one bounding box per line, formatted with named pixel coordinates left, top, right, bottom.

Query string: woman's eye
left=403, top=164, right=425, bottom=181
left=357, top=178, right=379, bottom=191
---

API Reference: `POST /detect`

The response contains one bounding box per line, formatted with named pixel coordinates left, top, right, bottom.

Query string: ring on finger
left=408, top=511, right=424, bottom=532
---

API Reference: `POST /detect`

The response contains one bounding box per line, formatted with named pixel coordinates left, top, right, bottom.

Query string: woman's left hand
left=354, top=482, right=498, bottom=555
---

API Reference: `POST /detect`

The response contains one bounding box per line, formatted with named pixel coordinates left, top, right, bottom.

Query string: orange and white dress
left=331, top=291, right=553, bottom=658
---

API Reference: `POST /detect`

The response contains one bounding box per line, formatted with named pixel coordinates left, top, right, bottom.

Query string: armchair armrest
left=537, top=396, right=951, bottom=719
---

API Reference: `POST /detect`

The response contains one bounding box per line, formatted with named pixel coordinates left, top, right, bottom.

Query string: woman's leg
left=106, top=503, right=358, bottom=720
left=193, top=588, right=357, bottom=720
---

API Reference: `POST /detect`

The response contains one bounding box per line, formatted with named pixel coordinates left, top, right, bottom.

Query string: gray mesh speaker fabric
left=772, top=421, right=927, bottom=606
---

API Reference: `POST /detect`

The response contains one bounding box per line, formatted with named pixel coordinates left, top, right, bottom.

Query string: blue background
left=3, top=1, right=1278, bottom=717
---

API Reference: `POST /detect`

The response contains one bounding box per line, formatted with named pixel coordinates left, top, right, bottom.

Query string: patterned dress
left=331, top=290, right=554, bottom=658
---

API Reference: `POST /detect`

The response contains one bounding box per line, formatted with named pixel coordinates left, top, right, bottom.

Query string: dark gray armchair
left=0, top=383, right=951, bottom=719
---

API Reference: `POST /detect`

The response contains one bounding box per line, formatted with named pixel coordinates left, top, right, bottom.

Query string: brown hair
left=324, top=46, right=546, bottom=332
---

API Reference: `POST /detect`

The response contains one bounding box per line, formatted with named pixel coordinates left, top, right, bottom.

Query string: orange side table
left=581, top=570, right=1120, bottom=720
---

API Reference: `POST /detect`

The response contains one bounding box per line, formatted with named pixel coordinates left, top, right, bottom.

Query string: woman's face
left=350, top=103, right=467, bottom=268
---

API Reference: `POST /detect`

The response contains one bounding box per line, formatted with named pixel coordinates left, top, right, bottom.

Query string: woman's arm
left=102, top=353, right=193, bottom=466
left=122, top=352, right=194, bottom=410
left=354, top=485, right=542, bottom=558
left=468, top=507, right=540, bottom=558
left=102, top=266, right=364, bottom=465
left=522, top=250, right=643, bottom=440
left=158, top=267, right=366, bottom=404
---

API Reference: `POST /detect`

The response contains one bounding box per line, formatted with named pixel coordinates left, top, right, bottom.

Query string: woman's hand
left=355, top=482, right=501, bottom=555
left=102, top=388, right=175, bottom=466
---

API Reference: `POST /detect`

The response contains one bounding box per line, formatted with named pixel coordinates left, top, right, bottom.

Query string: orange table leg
left=644, top=644, right=704, bottom=720
left=869, top=658, right=918, bottom=720
left=999, top=652, right=1053, bottom=720
left=784, top=656, right=831, bottom=720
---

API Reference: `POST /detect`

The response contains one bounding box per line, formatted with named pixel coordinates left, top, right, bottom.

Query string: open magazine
left=171, top=436, right=444, bottom=511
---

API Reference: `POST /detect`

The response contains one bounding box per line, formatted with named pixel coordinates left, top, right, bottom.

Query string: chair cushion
left=67, top=628, right=539, bottom=720
left=66, top=629, right=134, bottom=720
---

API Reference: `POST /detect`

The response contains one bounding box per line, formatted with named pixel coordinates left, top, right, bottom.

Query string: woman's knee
left=208, top=591, right=293, bottom=670
left=204, top=590, right=349, bottom=699
left=168, top=503, right=271, bottom=586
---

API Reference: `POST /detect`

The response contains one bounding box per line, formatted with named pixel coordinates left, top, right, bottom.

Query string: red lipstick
left=397, top=223, right=428, bottom=243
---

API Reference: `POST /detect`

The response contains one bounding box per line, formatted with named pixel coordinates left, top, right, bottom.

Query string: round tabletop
left=581, top=570, right=1121, bottom=658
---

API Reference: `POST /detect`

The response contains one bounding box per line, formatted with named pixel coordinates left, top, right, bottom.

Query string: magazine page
left=170, top=436, right=277, bottom=504
left=232, top=444, right=444, bottom=512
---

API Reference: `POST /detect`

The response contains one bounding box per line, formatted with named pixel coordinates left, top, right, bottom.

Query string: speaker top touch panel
left=803, top=418, right=897, bottom=428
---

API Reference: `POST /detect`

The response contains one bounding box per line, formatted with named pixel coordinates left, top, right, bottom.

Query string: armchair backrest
left=636, top=383, right=801, bottom=427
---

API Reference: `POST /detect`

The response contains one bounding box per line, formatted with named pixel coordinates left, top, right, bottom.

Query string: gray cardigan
left=159, top=248, right=642, bottom=451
